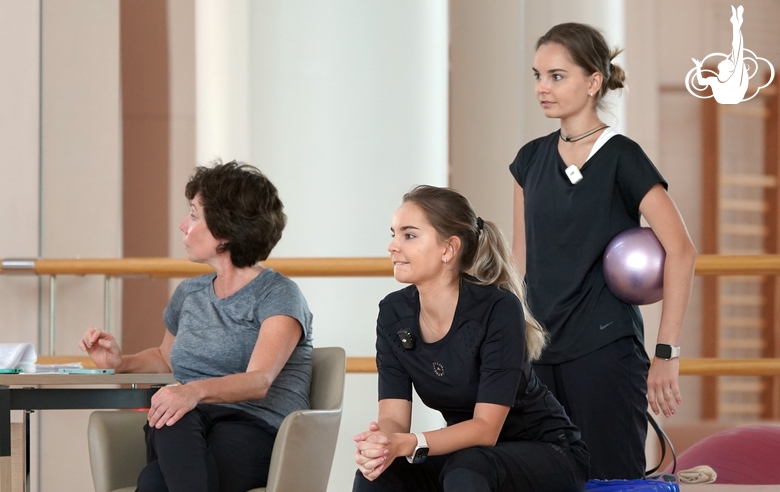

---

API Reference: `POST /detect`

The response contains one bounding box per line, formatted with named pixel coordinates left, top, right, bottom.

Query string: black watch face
left=656, top=344, right=672, bottom=359
left=412, top=447, right=429, bottom=464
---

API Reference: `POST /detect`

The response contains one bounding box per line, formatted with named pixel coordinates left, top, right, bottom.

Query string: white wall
left=0, top=4, right=42, bottom=487
left=195, top=2, right=449, bottom=490
left=37, top=2, right=123, bottom=491
left=168, top=0, right=197, bottom=261
left=0, top=0, right=41, bottom=341
left=39, top=0, right=123, bottom=356
left=0, top=1, right=123, bottom=490
left=449, top=0, right=524, bottom=237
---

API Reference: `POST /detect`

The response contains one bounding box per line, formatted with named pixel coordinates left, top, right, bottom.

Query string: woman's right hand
left=79, top=327, right=123, bottom=369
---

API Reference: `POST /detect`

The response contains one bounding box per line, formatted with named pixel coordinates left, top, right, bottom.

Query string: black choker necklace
left=560, top=124, right=608, bottom=142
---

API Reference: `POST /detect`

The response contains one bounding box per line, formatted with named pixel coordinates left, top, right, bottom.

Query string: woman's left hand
left=647, top=358, right=682, bottom=418
left=147, top=384, right=200, bottom=428
left=639, top=185, right=695, bottom=419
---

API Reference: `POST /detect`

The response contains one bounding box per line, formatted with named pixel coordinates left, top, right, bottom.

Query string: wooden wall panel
left=120, top=0, right=171, bottom=353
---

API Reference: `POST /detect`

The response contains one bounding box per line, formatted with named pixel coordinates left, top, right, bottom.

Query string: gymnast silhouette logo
left=685, top=5, right=774, bottom=104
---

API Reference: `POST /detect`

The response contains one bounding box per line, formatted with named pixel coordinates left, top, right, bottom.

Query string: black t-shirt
left=509, top=131, right=667, bottom=364
left=376, top=278, right=581, bottom=445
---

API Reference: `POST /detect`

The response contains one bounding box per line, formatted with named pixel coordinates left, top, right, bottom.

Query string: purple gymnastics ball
left=603, top=227, right=665, bottom=305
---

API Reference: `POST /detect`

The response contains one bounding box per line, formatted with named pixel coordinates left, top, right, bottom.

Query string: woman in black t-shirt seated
left=352, top=185, right=589, bottom=492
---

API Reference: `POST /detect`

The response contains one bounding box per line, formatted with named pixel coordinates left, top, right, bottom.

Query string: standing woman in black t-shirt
left=510, top=23, right=697, bottom=479
left=353, top=185, right=589, bottom=492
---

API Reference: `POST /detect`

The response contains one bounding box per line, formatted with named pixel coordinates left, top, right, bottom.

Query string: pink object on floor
left=664, top=425, right=780, bottom=484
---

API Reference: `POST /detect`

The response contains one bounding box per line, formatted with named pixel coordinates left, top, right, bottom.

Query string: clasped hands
left=353, top=422, right=399, bottom=481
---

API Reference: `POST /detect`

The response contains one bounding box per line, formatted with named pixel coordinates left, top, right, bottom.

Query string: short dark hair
left=185, top=160, right=286, bottom=267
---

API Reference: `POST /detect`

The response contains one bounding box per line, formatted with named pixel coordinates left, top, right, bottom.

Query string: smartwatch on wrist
left=655, top=343, right=680, bottom=360
left=407, top=432, right=429, bottom=464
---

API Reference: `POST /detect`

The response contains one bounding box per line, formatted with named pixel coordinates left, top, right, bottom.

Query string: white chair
left=88, top=347, right=346, bottom=492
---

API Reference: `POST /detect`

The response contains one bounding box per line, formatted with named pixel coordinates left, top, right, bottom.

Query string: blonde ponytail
left=471, top=221, right=548, bottom=361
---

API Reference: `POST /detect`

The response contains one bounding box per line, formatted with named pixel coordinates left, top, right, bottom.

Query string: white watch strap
left=671, top=345, right=681, bottom=359
left=406, top=432, right=427, bottom=463
left=414, top=432, right=427, bottom=448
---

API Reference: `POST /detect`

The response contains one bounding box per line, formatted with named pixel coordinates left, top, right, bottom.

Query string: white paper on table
left=0, top=343, right=37, bottom=369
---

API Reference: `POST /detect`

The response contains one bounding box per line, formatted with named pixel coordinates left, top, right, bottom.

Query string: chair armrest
left=261, top=408, right=342, bottom=492
left=88, top=411, right=148, bottom=492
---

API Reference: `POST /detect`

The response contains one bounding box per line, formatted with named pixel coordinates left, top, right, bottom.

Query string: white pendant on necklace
left=565, top=164, right=583, bottom=184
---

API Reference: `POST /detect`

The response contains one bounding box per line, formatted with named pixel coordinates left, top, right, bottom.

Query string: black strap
left=645, top=411, right=677, bottom=476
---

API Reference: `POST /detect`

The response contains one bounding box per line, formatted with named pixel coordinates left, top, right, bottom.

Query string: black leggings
left=352, top=439, right=588, bottom=492
left=534, top=336, right=650, bottom=480
left=137, top=404, right=276, bottom=492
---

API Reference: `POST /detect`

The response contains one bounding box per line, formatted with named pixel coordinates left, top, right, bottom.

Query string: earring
left=442, top=257, right=448, bottom=264
left=589, top=92, right=593, bottom=97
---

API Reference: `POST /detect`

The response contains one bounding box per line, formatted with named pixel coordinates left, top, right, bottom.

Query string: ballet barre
left=3, top=255, right=780, bottom=356
left=35, top=356, right=780, bottom=377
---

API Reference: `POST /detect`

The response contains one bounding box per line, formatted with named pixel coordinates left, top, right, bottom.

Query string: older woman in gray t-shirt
left=79, top=161, right=313, bottom=492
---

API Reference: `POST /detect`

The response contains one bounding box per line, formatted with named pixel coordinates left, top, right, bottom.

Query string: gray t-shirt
left=163, top=268, right=313, bottom=430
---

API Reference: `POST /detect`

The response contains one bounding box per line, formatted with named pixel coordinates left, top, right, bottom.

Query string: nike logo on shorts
left=599, top=322, right=614, bottom=330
